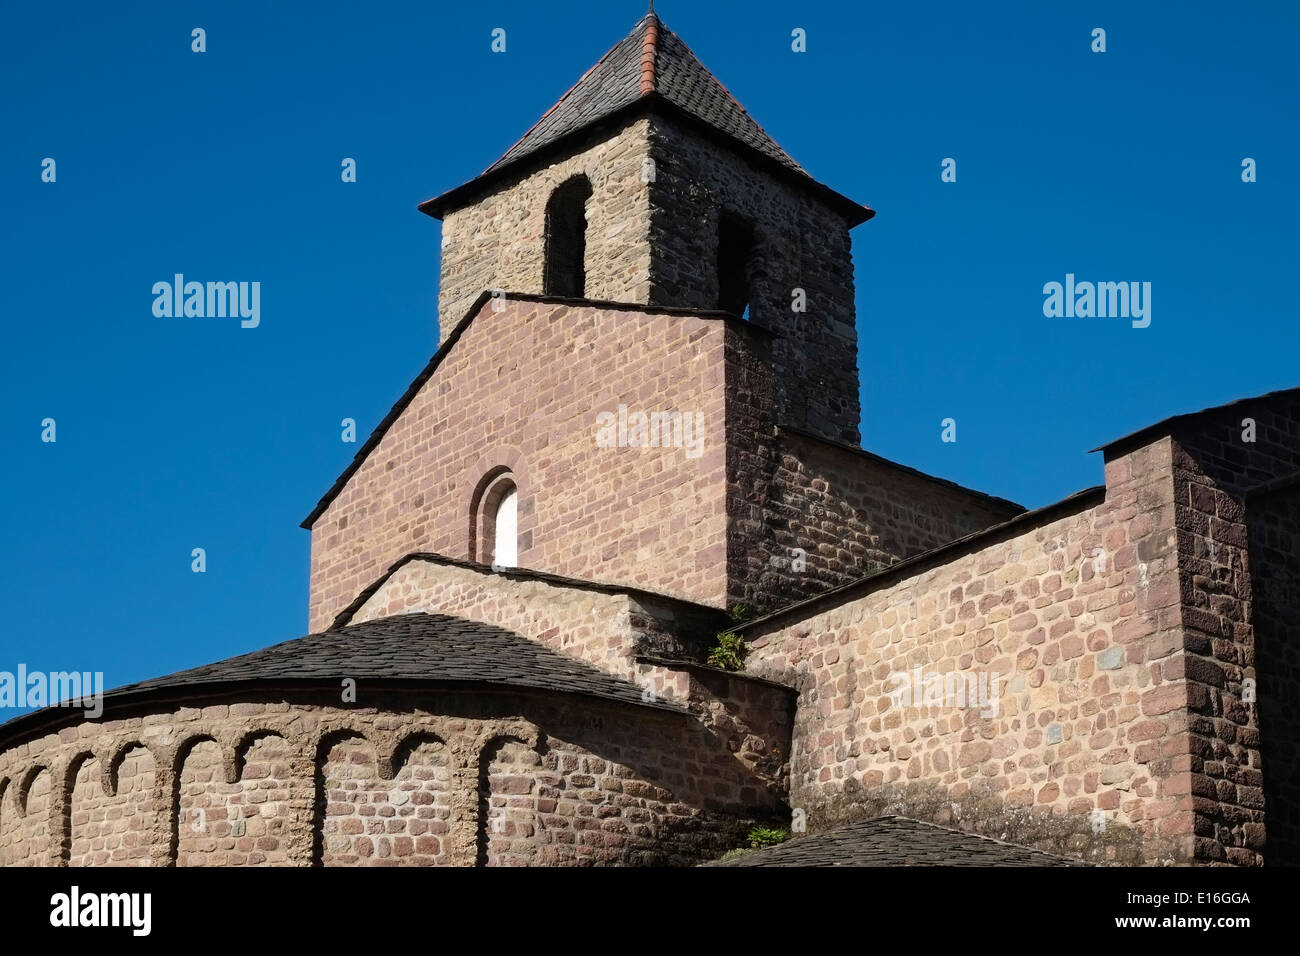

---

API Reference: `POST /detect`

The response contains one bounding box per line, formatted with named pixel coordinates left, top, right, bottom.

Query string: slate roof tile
left=707, top=815, right=1082, bottom=866
left=652, top=24, right=807, bottom=174
left=485, top=17, right=649, bottom=175
left=114, top=611, right=682, bottom=712
left=418, top=13, right=869, bottom=221
left=484, top=14, right=805, bottom=178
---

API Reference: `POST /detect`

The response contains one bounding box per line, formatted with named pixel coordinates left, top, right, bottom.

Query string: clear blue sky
left=1, top=0, right=1296, bottom=702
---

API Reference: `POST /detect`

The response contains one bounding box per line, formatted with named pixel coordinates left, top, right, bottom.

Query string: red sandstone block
left=1141, top=685, right=1187, bottom=716
left=1153, top=812, right=1193, bottom=841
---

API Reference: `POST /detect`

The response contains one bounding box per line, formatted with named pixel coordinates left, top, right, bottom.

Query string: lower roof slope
left=708, top=816, right=1081, bottom=867
left=118, top=612, right=677, bottom=710
left=0, top=612, right=683, bottom=748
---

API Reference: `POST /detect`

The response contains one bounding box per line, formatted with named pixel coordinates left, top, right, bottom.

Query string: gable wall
left=308, top=298, right=730, bottom=632
left=350, top=560, right=646, bottom=679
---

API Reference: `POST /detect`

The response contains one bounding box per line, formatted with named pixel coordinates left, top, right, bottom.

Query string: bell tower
left=420, top=12, right=873, bottom=444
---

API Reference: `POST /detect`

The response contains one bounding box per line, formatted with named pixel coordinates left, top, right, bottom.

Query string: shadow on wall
left=1247, top=484, right=1300, bottom=866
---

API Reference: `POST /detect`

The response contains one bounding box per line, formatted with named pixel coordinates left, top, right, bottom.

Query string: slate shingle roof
left=421, top=14, right=870, bottom=222
left=114, top=612, right=681, bottom=712
left=483, top=17, right=650, bottom=175
left=485, top=15, right=806, bottom=178
left=708, top=816, right=1082, bottom=867
left=651, top=24, right=807, bottom=175
left=0, top=612, right=686, bottom=747
left=1091, top=384, right=1300, bottom=454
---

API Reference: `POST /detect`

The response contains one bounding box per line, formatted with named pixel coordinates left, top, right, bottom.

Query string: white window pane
left=493, top=488, right=518, bottom=568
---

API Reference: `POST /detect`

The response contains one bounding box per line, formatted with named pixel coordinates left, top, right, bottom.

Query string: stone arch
left=717, top=208, right=764, bottom=321
left=313, top=729, right=376, bottom=866
left=0, top=776, right=9, bottom=867
left=233, top=729, right=294, bottom=779
left=63, top=750, right=105, bottom=796
left=462, top=445, right=532, bottom=565
left=543, top=173, right=593, bottom=297
left=14, top=765, right=53, bottom=865
left=98, top=744, right=156, bottom=866
left=227, top=730, right=296, bottom=865
left=391, top=731, right=446, bottom=774
left=174, top=737, right=238, bottom=866
left=18, top=764, right=49, bottom=815
left=476, top=735, right=542, bottom=867
left=473, top=469, right=518, bottom=567
left=108, top=740, right=153, bottom=794
left=172, top=734, right=237, bottom=784
left=62, top=750, right=102, bottom=866
left=389, top=732, right=453, bottom=865
left=469, top=467, right=510, bottom=565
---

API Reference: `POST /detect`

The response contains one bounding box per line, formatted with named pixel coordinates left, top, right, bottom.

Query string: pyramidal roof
left=487, top=14, right=807, bottom=177
left=421, top=14, right=870, bottom=223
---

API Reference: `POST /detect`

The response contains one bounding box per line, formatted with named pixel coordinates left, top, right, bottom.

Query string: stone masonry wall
left=68, top=745, right=155, bottom=867
left=746, top=428, right=1023, bottom=614
left=740, top=439, right=1199, bottom=864
left=347, top=560, right=793, bottom=794
left=308, top=298, right=730, bottom=631
left=0, top=686, right=785, bottom=867
left=351, top=557, right=724, bottom=674
left=176, top=735, right=298, bottom=866
left=719, top=333, right=1018, bottom=615
left=319, top=736, right=453, bottom=866
left=719, top=319, right=778, bottom=614
left=438, top=119, right=654, bottom=343
left=647, top=113, right=862, bottom=445
left=1247, top=482, right=1300, bottom=865
left=1, top=766, right=53, bottom=866
left=436, top=111, right=864, bottom=446
left=350, top=559, right=654, bottom=680
left=1158, top=389, right=1300, bottom=864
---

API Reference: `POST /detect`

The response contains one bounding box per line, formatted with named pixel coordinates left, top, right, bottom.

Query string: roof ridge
left=420, top=15, right=873, bottom=223
left=640, top=13, right=659, bottom=94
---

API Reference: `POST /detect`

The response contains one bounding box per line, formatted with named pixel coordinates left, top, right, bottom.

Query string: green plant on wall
left=707, top=631, right=748, bottom=671
left=707, top=604, right=753, bottom=671
left=746, top=826, right=790, bottom=849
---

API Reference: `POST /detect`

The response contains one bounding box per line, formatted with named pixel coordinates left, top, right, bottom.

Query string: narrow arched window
left=472, top=471, right=520, bottom=568
left=543, top=175, right=593, bottom=298
left=493, top=486, right=517, bottom=568
left=717, top=211, right=756, bottom=318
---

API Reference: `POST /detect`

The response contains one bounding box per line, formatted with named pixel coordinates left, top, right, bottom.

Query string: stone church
left=2, top=12, right=1297, bottom=867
